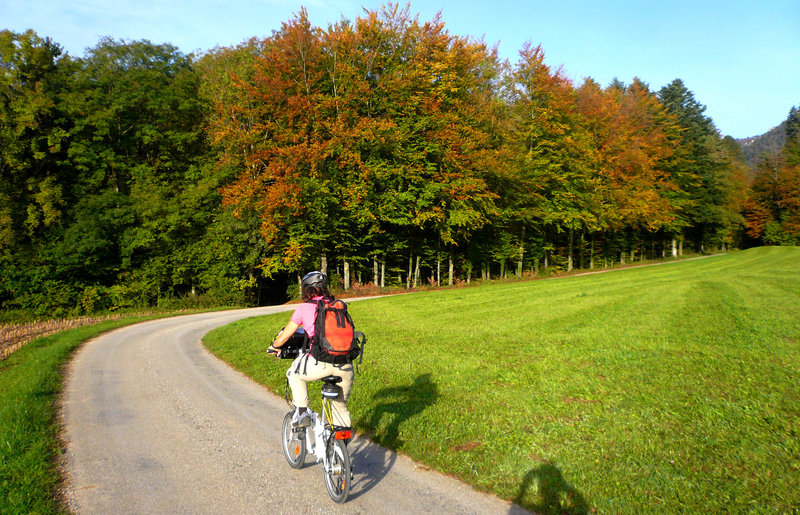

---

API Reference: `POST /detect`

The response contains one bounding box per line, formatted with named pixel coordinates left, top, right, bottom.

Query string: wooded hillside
left=1, top=6, right=798, bottom=319
left=738, top=122, right=787, bottom=173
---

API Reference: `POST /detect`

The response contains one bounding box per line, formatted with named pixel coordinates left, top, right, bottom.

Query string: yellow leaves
left=0, top=205, right=13, bottom=250
left=23, top=176, right=63, bottom=234
left=282, top=239, right=305, bottom=267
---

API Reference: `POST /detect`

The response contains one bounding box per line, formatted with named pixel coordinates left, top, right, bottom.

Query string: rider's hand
left=267, top=345, right=281, bottom=358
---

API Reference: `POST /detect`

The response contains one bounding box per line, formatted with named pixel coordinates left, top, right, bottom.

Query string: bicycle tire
left=324, top=438, right=351, bottom=503
left=281, top=411, right=306, bottom=469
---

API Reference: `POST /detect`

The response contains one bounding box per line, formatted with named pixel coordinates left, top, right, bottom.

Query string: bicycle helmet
left=301, top=271, right=328, bottom=290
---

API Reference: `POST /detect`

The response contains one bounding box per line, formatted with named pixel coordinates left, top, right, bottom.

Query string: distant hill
left=737, top=121, right=786, bottom=171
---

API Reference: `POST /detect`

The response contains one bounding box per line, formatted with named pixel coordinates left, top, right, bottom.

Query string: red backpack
left=310, top=299, right=364, bottom=365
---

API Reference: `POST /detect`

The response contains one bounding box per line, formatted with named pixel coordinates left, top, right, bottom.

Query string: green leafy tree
left=657, top=78, right=744, bottom=251
left=64, top=38, right=208, bottom=303
left=505, top=44, right=598, bottom=271
left=0, top=30, right=73, bottom=315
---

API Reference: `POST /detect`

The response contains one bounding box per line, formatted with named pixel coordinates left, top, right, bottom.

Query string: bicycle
left=280, top=375, right=353, bottom=503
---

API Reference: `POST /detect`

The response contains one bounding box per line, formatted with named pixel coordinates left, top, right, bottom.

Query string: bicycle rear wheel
left=324, top=438, right=351, bottom=503
left=281, top=412, right=306, bottom=468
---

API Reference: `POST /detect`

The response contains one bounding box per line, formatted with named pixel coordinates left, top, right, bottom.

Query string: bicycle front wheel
left=281, top=412, right=306, bottom=468
left=324, top=438, right=351, bottom=503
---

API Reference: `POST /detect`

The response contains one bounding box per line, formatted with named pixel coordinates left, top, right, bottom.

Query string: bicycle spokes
left=324, top=439, right=351, bottom=503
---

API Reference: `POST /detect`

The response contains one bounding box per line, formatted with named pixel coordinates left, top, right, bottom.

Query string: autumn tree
left=745, top=106, right=800, bottom=244
left=573, top=78, right=679, bottom=263
left=504, top=44, right=598, bottom=272
left=213, top=6, right=502, bottom=286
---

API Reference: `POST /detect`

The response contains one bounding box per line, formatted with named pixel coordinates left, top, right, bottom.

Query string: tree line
left=1, top=6, right=798, bottom=319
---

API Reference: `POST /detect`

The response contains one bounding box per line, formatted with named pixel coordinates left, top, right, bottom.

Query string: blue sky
left=2, top=0, right=797, bottom=139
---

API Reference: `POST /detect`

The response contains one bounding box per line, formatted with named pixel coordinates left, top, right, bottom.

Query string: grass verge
left=0, top=312, right=208, bottom=514
left=204, top=247, right=800, bottom=513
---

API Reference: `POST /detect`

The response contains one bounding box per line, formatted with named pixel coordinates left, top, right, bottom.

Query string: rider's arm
left=272, top=320, right=300, bottom=348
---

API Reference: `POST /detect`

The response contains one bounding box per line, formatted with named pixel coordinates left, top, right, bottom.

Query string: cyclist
left=269, top=271, right=354, bottom=430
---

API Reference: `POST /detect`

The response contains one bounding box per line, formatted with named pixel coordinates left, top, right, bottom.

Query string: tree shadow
left=512, top=463, right=589, bottom=515
left=348, top=373, right=438, bottom=499
left=368, top=373, right=438, bottom=449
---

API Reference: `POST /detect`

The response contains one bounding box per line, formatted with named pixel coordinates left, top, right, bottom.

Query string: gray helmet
left=301, top=271, right=328, bottom=290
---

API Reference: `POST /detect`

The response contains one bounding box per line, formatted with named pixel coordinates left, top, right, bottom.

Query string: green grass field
left=204, top=247, right=800, bottom=513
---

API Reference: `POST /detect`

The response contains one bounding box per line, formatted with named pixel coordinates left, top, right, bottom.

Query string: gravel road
left=60, top=306, right=526, bottom=514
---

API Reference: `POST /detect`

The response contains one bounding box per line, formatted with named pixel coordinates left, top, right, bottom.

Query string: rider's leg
left=287, top=355, right=310, bottom=412
left=328, top=365, right=354, bottom=427
left=289, top=357, right=354, bottom=427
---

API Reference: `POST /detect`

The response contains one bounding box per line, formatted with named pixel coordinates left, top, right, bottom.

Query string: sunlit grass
left=205, top=247, right=800, bottom=513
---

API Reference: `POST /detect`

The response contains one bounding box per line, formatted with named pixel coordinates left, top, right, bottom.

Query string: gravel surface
left=60, top=306, right=526, bottom=514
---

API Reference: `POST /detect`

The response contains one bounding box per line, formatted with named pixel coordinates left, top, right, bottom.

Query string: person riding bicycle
left=269, top=271, right=354, bottom=430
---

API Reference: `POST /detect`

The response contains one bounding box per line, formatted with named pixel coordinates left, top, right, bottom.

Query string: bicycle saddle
left=321, top=375, right=342, bottom=384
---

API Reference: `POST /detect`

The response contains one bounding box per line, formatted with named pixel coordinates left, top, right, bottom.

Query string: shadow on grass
left=368, top=373, right=438, bottom=449
left=512, top=463, right=589, bottom=514
left=348, top=373, right=438, bottom=499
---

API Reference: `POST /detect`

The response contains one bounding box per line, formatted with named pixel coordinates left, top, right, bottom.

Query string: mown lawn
left=204, top=247, right=800, bottom=513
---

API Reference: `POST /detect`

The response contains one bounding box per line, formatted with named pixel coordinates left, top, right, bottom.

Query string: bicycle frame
left=281, top=375, right=352, bottom=503
left=305, top=384, right=350, bottom=458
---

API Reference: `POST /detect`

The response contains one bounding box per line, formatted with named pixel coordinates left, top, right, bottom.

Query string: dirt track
left=60, top=306, right=527, bottom=514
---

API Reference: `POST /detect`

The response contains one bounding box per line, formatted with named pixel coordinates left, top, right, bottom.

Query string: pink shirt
left=290, top=296, right=324, bottom=338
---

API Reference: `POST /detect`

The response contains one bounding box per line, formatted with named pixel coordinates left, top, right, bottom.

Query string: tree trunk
left=343, top=260, right=350, bottom=290
left=321, top=254, right=327, bottom=274
left=671, top=238, right=677, bottom=257
left=589, top=234, right=595, bottom=270
left=620, top=251, right=625, bottom=265
left=679, top=236, right=684, bottom=256
left=567, top=228, right=574, bottom=272
left=381, top=262, right=385, bottom=288
left=517, top=226, right=525, bottom=276
left=373, top=257, right=379, bottom=285
left=407, top=255, right=412, bottom=289
left=500, top=261, right=505, bottom=279
left=436, top=255, right=441, bottom=286
left=414, top=255, right=420, bottom=288
left=448, top=252, right=454, bottom=286
left=544, top=251, right=548, bottom=270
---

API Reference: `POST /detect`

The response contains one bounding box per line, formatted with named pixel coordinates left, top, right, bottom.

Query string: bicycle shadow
left=512, top=463, right=589, bottom=514
left=348, top=373, right=438, bottom=499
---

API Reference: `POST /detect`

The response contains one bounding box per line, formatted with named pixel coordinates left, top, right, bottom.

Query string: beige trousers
left=287, top=353, right=354, bottom=427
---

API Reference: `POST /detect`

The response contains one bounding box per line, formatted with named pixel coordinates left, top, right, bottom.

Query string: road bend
left=60, top=306, right=525, bottom=514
